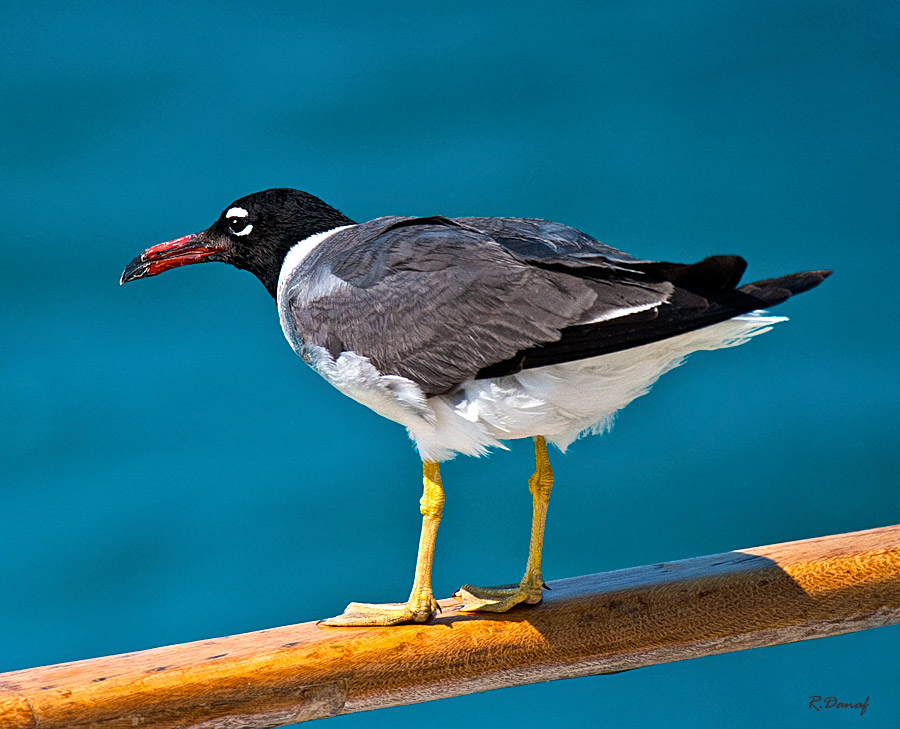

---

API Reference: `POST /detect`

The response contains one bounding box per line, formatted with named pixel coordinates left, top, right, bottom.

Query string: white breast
left=276, top=225, right=353, bottom=356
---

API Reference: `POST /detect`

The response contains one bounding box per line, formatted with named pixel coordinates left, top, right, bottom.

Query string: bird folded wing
left=286, top=217, right=673, bottom=396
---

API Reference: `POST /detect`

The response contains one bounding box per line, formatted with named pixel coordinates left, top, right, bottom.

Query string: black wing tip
left=803, top=268, right=833, bottom=290
left=769, top=268, right=833, bottom=294
left=473, top=267, right=833, bottom=381
left=737, top=268, right=832, bottom=306
left=704, top=254, right=748, bottom=290
left=635, top=255, right=749, bottom=293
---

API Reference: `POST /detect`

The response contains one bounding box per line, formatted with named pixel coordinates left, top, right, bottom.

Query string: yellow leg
left=456, top=436, right=553, bottom=613
left=321, top=461, right=444, bottom=627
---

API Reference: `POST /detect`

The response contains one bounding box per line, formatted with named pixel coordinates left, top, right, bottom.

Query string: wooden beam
left=2, top=525, right=899, bottom=729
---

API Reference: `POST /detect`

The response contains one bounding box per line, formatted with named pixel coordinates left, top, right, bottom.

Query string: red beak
left=120, top=234, right=226, bottom=284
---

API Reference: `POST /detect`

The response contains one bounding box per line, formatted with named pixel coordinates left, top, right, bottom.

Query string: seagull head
left=120, top=188, right=355, bottom=296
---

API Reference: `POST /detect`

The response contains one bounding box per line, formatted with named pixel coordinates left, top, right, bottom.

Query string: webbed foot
left=455, top=581, right=545, bottom=613
left=319, top=594, right=439, bottom=627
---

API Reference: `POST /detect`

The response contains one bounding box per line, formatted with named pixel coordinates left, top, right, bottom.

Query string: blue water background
left=2, top=2, right=899, bottom=727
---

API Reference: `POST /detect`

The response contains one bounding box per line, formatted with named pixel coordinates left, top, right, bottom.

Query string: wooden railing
left=1, top=525, right=898, bottom=729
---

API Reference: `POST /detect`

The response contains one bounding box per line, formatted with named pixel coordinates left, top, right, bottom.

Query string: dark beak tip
left=120, top=254, right=147, bottom=285
left=119, top=232, right=217, bottom=287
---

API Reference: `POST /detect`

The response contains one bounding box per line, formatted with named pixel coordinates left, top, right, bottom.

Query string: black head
left=121, top=188, right=355, bottom=297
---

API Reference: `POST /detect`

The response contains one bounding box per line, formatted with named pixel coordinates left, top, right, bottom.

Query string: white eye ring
left=231, top=222, right=253, bottom=236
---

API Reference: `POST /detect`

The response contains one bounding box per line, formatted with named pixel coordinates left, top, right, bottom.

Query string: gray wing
left=286, top=216, right=673, bottom=396
left=458, top=217, right=749, bottom=291
left=456, top=216, right=644, bottom=269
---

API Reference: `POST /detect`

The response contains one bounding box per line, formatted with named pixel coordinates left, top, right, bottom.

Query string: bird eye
left=229, top=219, right=254, bottom=236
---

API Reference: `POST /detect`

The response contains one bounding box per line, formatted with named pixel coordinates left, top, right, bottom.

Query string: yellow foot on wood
left=319, top=596, right=439, bottom=627
left=454, top=582, right=545, bottom=613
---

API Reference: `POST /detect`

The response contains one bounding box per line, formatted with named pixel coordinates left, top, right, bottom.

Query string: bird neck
left=251, top=211, right=356, bottom=298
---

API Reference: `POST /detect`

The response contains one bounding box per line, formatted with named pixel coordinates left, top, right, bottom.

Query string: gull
left=122, top=188, right=830, bottom=626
